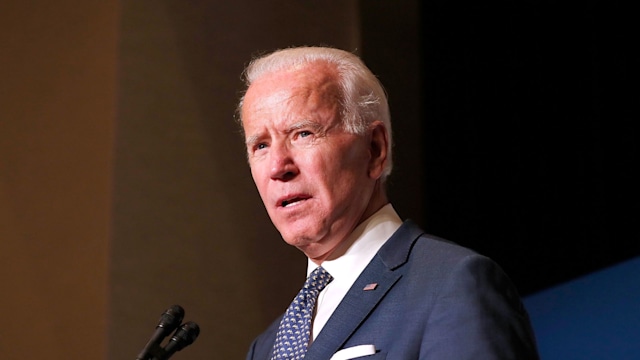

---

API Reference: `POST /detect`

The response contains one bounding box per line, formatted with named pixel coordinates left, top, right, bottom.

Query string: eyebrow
left=245, top=133, right=260, bottom=149
left=287, top=119, right=323, bottom=134
left=245, top=119, right=325, bottom=148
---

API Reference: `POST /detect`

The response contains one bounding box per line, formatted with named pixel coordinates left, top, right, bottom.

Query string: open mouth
left=280, top=196, right=309, bottom=207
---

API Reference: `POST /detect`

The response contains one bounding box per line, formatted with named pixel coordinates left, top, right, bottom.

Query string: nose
left=269, top=142, right=299, bottom=181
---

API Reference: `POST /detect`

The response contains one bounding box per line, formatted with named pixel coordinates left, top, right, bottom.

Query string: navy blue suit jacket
left=247, top=221, right=539, bottom=359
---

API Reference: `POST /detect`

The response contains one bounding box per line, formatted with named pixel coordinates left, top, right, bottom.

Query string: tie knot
left=304, top=266, right=333, bottom=293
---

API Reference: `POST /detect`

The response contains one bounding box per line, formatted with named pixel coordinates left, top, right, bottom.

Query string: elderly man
left=238, top=46, right=539, bottom=360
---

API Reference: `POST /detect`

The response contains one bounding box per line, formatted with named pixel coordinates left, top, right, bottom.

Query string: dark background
left=361, top=0, right=637, bottom=295
left=2, top=2, right=635, bottom=358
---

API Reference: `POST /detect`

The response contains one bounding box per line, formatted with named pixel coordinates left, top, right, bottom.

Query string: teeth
left=282, top=198, right=301, bottom=207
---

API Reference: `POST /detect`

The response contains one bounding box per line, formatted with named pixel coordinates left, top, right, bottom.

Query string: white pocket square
left=330, top=344, right=376, bottom=360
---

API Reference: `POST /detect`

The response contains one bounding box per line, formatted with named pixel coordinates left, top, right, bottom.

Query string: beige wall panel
left=0, top=2, right=118, bottom=360
left=111, top=1, right=360, bottom=359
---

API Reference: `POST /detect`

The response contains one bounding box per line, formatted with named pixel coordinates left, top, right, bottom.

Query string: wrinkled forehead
left=241, top=62, right=341, bottom=124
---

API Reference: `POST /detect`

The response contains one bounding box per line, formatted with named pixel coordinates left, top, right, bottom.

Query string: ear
left=367, top=121, right=389, bottom=180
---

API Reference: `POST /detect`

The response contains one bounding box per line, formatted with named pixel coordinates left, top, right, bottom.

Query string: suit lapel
left=304, top=256, right=401, bottom=360
left=304, top=221, right=424, bottom=360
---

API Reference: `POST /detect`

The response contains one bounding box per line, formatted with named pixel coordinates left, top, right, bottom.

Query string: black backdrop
left=361, top=0, right=636, bottom=295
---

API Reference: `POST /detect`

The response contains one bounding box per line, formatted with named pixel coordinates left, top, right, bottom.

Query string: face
left=241, top=63, right=386, bottom=261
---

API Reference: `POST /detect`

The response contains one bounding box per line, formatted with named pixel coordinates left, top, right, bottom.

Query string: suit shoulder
left=388, top=221, right=503, bottom=277
left=415, top=233, right=480, bottom=259
left=382, top=220, right=483, bottom=268
left=381, top=221, right=478, bottom=269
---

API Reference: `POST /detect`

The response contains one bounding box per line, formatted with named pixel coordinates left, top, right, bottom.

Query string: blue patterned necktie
left=271, top=266, right=333, bottom=360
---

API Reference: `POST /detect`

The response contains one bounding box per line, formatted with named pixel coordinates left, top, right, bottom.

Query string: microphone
left=136, top=305, right=185, bottom=360
left=159, top=321, right=200, bottom=360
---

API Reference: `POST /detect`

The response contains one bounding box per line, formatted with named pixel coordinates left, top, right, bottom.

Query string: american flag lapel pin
left=363, top=283, right=378, bottom=291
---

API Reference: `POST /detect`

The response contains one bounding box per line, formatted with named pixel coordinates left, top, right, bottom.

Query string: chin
left=280, top=231, right=323, bottom=253
left=281, top=234, right=313, bottom=248
left=277, top=221, right=322, bottom=244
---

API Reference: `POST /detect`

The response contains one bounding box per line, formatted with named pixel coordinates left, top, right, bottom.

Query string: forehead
left=241, top=62, right=341, bottom=124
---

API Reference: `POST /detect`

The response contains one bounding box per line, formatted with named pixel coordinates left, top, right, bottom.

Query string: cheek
left=250, top=165, right=268, bottom=197
left=330, top=143, right=370, bottom=179
left=316, top=151, right=369, bottom=199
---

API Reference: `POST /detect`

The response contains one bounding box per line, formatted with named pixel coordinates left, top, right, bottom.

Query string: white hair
left=238, top=46, right=393, bottom=178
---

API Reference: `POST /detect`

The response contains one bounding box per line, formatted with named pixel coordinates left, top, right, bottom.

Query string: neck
left=308, top=183, right=389, bottom=264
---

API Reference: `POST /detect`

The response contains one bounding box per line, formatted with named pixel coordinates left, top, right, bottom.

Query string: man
left=238, top=46, right=539, bottom=359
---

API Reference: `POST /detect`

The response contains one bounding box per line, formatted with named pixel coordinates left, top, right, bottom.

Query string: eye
left=248, top=142, right=268, bottom=155
left=299, top=130, right=312, bottom=138
left=255, top=143, right=268, bottom=151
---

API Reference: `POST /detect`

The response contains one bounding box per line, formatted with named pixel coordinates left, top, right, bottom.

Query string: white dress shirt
left=307, top=203, right=402, bottom=341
